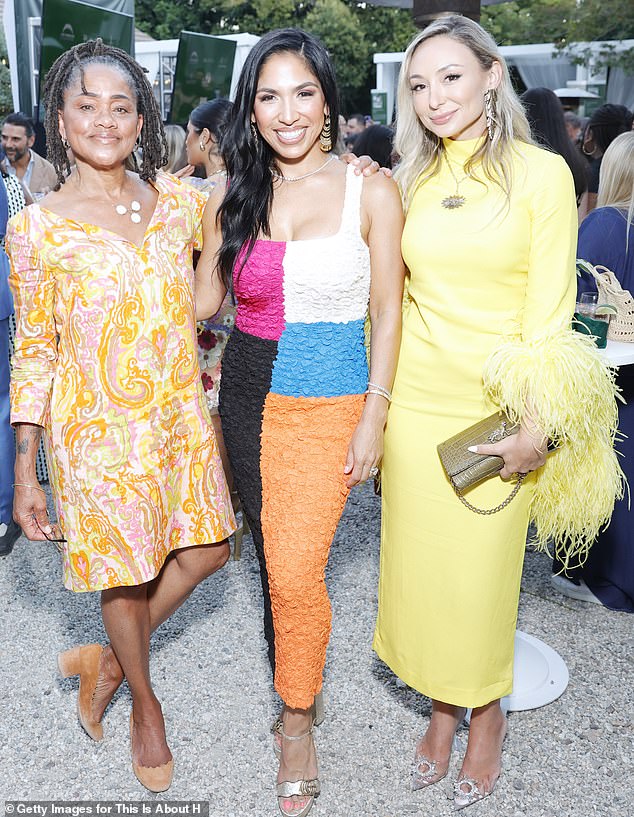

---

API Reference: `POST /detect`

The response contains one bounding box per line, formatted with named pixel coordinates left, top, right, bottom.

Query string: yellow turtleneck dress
left=373, top=136, right=595, bottom=707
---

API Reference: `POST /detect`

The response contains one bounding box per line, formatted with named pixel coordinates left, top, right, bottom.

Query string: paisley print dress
left=7, top=172, right=235, bottom=592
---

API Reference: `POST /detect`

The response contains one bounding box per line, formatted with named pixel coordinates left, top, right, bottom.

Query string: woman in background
left=178, top=100, right=237, bottom=479
left=179, top=98, right=233, bottom=191
left=553, top=131, right=634, bottom=613
left=352, top=124, right=395, bottom=170
left=520, top=87, right=588, bottom=205
left=163, top=124, right=187, bottom=174
left=581, top=103, right=633, bottom=216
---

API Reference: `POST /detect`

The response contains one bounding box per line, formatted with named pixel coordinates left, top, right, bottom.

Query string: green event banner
left=169, top=32, right=237, bottom=125
left=39, top=0, right=134, bottom=116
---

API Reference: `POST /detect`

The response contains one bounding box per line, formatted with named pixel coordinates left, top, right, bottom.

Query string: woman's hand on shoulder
left=173, top=164, right=196, bottom=179
left=340, top=152, right=392, bottom=178
left=470, top=426, right=548, bottom=480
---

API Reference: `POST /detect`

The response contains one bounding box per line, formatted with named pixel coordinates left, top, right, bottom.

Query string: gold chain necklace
left=441, top=157, right=471, bottom=210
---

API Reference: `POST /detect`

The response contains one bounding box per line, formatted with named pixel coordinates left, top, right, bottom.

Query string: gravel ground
left=0, top=481, right=631, bottom=817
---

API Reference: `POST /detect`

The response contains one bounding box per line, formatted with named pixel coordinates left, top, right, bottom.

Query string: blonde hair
left=393, top=15, right=533, bottom=210
left=597, top=131, right=634, bottom=256
left=163, top=124, right=187, bottom=174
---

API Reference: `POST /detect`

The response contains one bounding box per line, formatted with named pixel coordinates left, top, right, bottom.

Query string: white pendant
left=115, top=204, right=127, bottom=215
left=130, top=212, right=142, bottom=224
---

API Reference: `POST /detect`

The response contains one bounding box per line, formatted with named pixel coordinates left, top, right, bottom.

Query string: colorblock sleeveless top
left=233, top=163, right=371, bottom=398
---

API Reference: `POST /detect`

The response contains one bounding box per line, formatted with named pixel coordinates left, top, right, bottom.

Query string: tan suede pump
left=129, top=712, right=174, bottom=793
left=58, top=644, right=105, bottom=741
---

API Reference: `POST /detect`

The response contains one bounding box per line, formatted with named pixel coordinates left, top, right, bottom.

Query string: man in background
left=345, top=113, right=369, bottom=149
left=2, top=112, right=57, bottom=200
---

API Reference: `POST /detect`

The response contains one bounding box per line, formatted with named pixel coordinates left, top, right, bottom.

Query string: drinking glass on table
left=577, top=291, right=598, bottom=316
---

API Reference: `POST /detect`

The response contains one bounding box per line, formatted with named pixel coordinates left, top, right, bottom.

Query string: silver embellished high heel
left=453, top=776, right=495, bottom=811
left=412, top=732, right=462, bottom=790
left=276, top=724, right=320, bottom=817
left=453, top=709, right=506, bottom=810
left=412, top=707, right=467, bottom=791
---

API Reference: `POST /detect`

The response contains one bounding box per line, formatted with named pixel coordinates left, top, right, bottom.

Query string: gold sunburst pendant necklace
left=441, top=157, right=471, bottom=210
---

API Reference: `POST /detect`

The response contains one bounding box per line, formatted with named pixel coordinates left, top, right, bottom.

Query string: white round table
left=600, top=339, right=634, bottom=367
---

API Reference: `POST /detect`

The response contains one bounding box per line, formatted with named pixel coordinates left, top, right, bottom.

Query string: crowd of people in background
left=0, top=18, right=632, bottom=816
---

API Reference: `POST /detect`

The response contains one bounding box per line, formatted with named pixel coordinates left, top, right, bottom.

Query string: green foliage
left=481, top=0, right=634, bottom=73
left=304, top=0, right=369, bottom=108
left=135, top=0, right=416, bottom=113
left=562, top=0, right=634, bottom=73
left=481, top=0, right=575, bottom=47
left=0, top=28, right=13, bottom=118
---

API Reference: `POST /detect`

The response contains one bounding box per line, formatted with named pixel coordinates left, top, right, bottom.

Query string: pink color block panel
left=234, top=241, right=286, bottom=340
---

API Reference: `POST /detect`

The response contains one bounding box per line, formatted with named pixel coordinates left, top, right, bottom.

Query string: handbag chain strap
left=453, top=473, right=526, bottom=515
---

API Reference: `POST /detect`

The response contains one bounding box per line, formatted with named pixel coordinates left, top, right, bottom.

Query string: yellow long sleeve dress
left=373, top=137, right=622, bottom=708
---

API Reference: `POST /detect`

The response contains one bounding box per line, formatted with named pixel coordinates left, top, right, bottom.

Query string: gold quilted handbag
left=437, top=411, right=525, bottom=515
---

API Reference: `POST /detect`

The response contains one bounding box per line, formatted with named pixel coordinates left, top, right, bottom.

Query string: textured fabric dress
left=571, top=207, right=634, bottom=612
left=7, top=172, right=235, bottom=593
left=374, top=138, right=582, bottom=708
left=220, top=165, right=371, bottom=708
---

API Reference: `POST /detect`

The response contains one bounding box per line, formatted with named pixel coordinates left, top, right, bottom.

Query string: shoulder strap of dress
left=339, top=162, right=364, bottom=236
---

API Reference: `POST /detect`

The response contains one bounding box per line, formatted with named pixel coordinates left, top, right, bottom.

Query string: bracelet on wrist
left=366, top=382, right=392, bottom=402
left=12, top=482, right=46, bottom=494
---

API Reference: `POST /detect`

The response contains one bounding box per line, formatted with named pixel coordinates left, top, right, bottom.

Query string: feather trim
left=482, top=328, right=625, bottom=569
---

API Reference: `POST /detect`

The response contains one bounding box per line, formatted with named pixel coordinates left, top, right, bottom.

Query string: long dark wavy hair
left=217, top=29, right=340, bottom=289
left=42, top=38, right=167, bottom=188
left=520, top=87, right=588, bottom=200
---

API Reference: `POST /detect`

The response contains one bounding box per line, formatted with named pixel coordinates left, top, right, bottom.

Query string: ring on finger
left=369, top=466, right=379, bottom=478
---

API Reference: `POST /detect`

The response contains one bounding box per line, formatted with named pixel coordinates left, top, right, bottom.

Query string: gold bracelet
left=367, top=381, right=392, bottom=400
left=12, top=482, right=46, bottom=494
left=366, top=388, right=391, bottom=401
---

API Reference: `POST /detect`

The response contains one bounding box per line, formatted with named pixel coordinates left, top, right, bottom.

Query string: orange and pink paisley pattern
left=7, top=172, right=235, bottom=592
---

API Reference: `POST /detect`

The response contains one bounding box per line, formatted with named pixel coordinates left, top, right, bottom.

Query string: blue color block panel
left=271, top=320, right=367, bottom=398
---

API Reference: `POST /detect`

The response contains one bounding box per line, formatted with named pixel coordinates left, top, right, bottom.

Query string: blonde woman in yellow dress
left=373, top=16, right=623, bottom=810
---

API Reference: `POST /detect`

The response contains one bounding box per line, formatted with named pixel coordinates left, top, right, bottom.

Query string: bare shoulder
left=361, top=171, right=403, bottom=215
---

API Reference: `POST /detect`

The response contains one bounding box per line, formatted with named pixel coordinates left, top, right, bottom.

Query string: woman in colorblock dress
left=8, top=41, right=235, bottom=793
left=195, top=29, right=405, bottom=817
left=373, top=16, right=623, bottom=811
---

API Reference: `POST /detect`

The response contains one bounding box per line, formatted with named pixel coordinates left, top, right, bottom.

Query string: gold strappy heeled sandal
left=276, top=724, right=320, bottom=817
left=272, top=693, right=324, bottom=758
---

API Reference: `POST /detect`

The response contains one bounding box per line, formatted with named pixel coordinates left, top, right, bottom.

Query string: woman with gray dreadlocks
left=6, top=40, right=235, bottom=792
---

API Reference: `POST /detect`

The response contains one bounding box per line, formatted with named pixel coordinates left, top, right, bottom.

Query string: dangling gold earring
left=320, top=114, right=332, bottom=152
left=484, top=89, right=495, bottom=141
left=250, top=122, right=260, bottom=144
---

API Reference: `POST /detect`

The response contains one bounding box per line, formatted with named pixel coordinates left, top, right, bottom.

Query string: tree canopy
left=136, top=0, right=634, bottom=112
left=135, top=0, right=415, bottom=112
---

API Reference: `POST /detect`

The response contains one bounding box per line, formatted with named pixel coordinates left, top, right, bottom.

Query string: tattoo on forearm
left=16, top=426, right=40, bottom=457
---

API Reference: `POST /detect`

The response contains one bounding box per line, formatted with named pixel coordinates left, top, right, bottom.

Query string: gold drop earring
left=319, top=114, right=332, bottom=152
